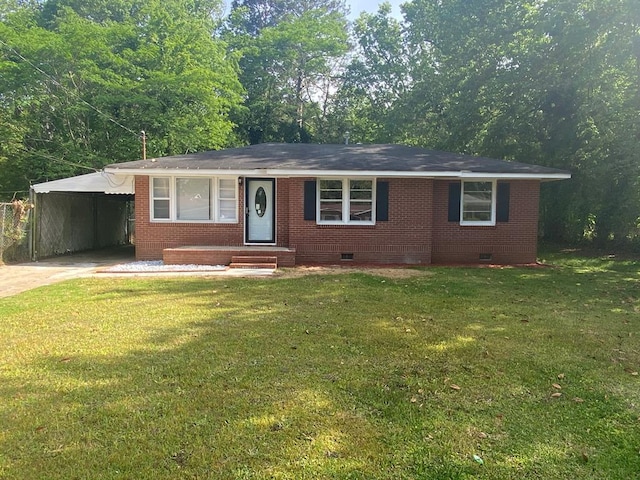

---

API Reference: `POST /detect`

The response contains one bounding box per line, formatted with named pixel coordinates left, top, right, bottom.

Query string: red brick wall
left=431, top=180, right=540, bottom=264
left=276, top=178, right=290, bottom=247
left=134, top=175, right=541, bottom=265
left=134, top=176, right=245, bottom=260
left=287, top=178, right=433, bottom=264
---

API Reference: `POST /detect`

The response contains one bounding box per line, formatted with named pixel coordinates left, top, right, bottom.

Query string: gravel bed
left=104, top=261, right=226, bottom=272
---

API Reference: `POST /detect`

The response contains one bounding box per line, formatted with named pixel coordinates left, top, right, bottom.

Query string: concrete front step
left=162, top=246, right=296, bottom=267
left=228, top=262, right=277, bottom=269
left=231, top=256, right=278, bottom=264
left=229, top=255, right=278, bottom=269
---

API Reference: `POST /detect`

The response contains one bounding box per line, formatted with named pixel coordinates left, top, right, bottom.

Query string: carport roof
left=104, top=143, right=571, bottom=180
left=31, top=172, right=134, bottom=194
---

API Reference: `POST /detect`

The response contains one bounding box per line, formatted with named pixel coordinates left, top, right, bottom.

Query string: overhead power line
left=0, top=38, right=140, bottom=138
left=19, top=147, right=101, bottom=173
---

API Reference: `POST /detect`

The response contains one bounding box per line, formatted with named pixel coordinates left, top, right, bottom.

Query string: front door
left=245, top=178, right=275, bottom=243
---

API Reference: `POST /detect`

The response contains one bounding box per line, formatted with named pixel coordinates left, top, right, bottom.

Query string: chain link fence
left=0, top=200, right=32, bottom=264
left=1, top=193, right=131, bottom=264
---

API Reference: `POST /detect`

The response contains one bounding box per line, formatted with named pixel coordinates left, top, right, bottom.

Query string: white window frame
left=149, top=176, right=238, bottom=223
left=460, top=179, right=497, bottom=226
left=216, top=178, right=238, bottom=223
left=317, top=178, right=376, bottom=225
left=151, top=177, right=172, bottom=221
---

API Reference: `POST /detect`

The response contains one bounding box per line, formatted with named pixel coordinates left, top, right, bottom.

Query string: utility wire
left=19, top=146, right=101, bottom=173
left=0, top=38, right=140, bottom=138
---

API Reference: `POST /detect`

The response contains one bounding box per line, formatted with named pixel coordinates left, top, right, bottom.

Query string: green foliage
left=328, top=3, right=409, bottom=144
left=371, top=0, right=640, bottom=245
left=225, top=0, right=348, bottom=144
left=230, top=0, right=347, bottom=35
left=0, top=0, right=243, bottom=197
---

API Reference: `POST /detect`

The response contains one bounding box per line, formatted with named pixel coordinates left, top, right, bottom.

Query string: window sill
left=459, top=222, right=497, bottom=227
left=150, top=219, right=239, bottom=224
left=316, top=221, right=376, bottom=227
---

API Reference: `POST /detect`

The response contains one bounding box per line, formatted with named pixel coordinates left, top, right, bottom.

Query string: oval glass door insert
left=255, top=187, right=267, bottom=217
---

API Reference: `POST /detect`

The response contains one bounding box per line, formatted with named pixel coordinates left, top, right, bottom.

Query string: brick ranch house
left=104, top=143, right=570, bottom=267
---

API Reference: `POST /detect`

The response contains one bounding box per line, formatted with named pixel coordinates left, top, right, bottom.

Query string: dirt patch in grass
left=274, top=262, right=550, bottom=279
left=275, top=264, right=429, bottom=279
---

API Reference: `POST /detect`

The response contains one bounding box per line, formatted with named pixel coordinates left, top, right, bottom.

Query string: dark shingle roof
left=106, top=143, right=570, bottom=177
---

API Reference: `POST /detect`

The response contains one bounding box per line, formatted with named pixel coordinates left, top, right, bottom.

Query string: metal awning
left=31, top=172, right=134, bottom=194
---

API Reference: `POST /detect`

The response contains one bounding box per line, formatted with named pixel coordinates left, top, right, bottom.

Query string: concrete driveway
left=0, top=247, right=135, bottom=298
left=0, top=246, right=277, bottom=298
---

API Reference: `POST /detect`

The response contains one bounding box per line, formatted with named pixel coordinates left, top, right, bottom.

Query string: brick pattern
left=286, top=178, right=433, bottom=264
left=276, top=178, right=290, bottom=247
left=163, top=247, right=296, bottom=267
left=134, top=176, right=245, bottom=260
left=134, top=175, right=541, bottom=265
left=431, top=180, right=540, bottom=264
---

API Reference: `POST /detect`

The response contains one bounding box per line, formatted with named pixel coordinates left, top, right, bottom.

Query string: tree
left=225, top=0, right=348, bottom=144
left=0, top=0, right=243, bottom=197
left=229, top=0, right=347, bottom=35
left=328, top=2, right=409, bottom=144
left=400, top=0, right=640, bottom=244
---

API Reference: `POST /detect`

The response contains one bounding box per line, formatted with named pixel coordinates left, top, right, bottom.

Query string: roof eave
left=104, top=166, right=571, bottom=181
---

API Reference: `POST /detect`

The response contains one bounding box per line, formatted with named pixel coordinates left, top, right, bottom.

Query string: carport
left=30, top=172, right=135, bottom=260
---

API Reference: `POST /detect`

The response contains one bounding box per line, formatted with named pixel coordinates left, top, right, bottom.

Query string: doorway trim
left=244, top=177, right=276, bottom=244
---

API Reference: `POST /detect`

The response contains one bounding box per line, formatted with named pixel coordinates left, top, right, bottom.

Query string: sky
left=347, top=0, right=404, bottom=20
left=219, top=1, right=404, bottom=22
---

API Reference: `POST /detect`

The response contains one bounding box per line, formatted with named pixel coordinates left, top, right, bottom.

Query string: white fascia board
left=458, top=171, right=571, bottom=180
left=275, top=169, right=571, bottom=180
left=104, top=167, right=250, bottom=177
left=269, top=169, right=446, bottom=177
left=104, top=167, right=570, bottom=181
left=32, top=172, right=135, bottom=194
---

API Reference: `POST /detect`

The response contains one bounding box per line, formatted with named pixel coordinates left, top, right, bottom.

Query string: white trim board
left=32, top=172, right=134, bottom=194
left=104, top=167, right=570, bottom=181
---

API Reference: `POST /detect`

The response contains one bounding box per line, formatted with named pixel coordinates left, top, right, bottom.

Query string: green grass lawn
left=1, top=252, right=639, bottom=479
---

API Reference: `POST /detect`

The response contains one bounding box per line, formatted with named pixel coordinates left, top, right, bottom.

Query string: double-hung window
left=217, top=179, right=237, bottom=221
left=318, top=178, right=374, bottom=224
left=152, top=178, right=171, bottom=220
left=460, top=180, right=496, bottom=226
left=150, top=177, right=238, bottom=223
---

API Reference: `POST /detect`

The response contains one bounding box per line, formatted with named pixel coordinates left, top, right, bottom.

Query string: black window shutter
left=303, top=180, right=316, bottom=221
left=496, top=182, right=510, bottom=222
left=448, top=182, right=461, bottom=222
left=376, top=181, right=389, bottom=221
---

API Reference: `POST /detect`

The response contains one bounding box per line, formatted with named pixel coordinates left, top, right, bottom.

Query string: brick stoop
left=229, top=255, right=278, bottom=269
left=163, top=246, right=296, bottom=267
